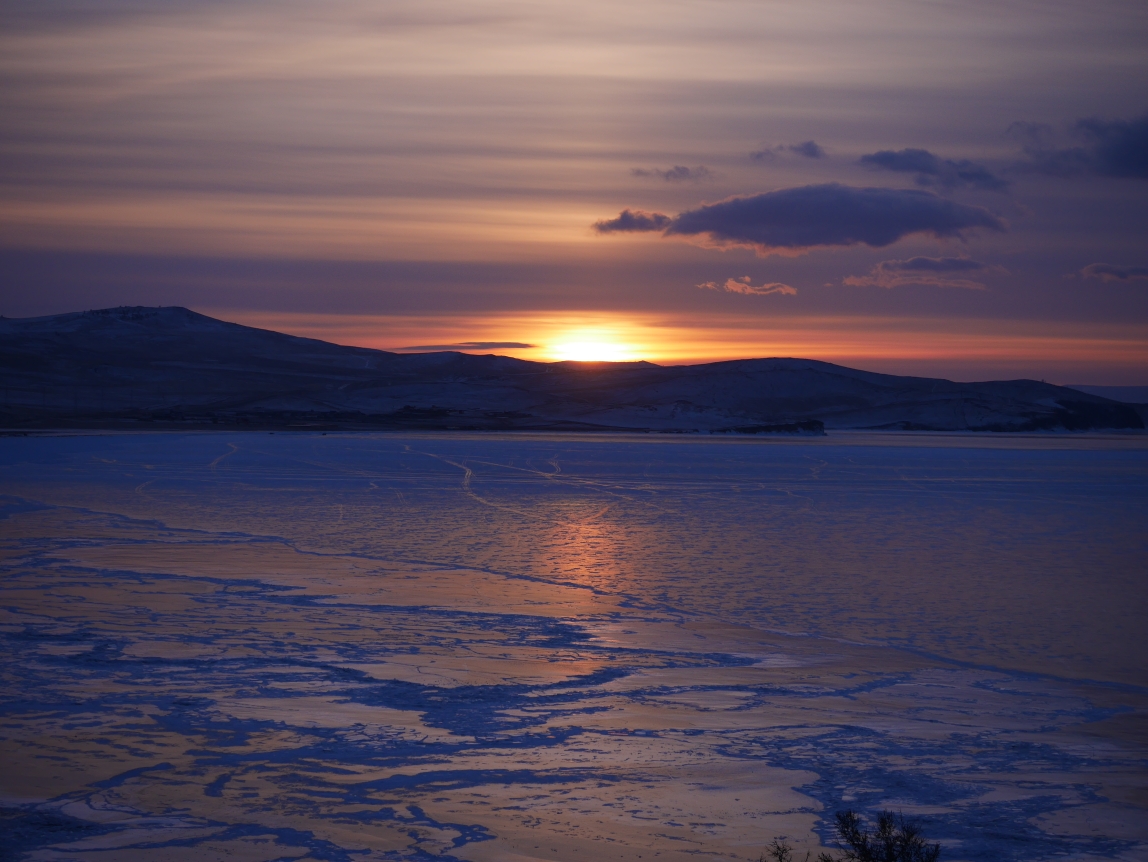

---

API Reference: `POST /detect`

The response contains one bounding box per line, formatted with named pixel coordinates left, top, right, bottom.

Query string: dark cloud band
left=593, top=209, right=673, bottom=233
left=398, top=341, right=535, bottom=351
left=664, top=184, right=1005, bottom=252
left=844, top=256, right=997, bottom=289
left=631, top=165, right=711, bottom=182
left=1080, top=263, right=1148, bottom=282
left=788, top=140, right=825, bottom=159
left=859, top=148, right=1008, bottom=191
left=878, top=257, right=988, bottom=273
left=1074, top=116, right=1148, bottom=178
left=594, top=185, right=1005, bottom=253
left=1013, top=114, right=1148, bottom=179
left=750, top=140, right=825, bottom=161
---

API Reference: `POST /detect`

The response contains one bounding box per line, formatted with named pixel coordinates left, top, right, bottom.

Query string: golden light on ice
left=550, top=330, right=640, bottom=362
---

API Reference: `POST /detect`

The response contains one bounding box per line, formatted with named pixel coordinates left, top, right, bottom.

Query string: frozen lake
left=1, top=431, right=1146, bottom=861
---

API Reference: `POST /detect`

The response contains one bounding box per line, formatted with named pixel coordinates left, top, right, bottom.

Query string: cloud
left=592, top=209, right=672, bottom=233
left=698, top=276, right=797, bottom=296
left=1012, top=114, right=1148, bottom=179
left=787, top=140, right=825, bottom=159
left=843, top=256, right=998, bottom=289
left=646, top=184, right=1005, bottom=255
left=859, top=148, right=1008, bottom=191
left=1079, top=263, right=1148, bottom=282
left=632, top=165, right=712, bottom=182
left=1074, top=116, right=1148, bottom=178
left=750, top=140, right=826, bottom=161
left=398, top=341, right=535, bottom=351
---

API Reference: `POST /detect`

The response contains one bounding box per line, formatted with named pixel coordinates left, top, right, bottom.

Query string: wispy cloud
left=698, top=276, right=796, bottom=296
left=631, top=165, right=712, bottom=182
left=859, top=148, right=1008, bottom=191
left=398, top=341, right=535, bottom=351
left=844, top=257, right=998, bottom=289
left=1079, top=263, right=1148, bottom=282
left=750, top=140, right=826, bottom=161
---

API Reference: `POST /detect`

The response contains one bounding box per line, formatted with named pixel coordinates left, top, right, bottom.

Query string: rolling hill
left=1, top=306, right=1142, bottom=433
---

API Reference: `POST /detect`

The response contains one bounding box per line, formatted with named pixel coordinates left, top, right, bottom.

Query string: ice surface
left=1, top=431, right=1146, bottom=861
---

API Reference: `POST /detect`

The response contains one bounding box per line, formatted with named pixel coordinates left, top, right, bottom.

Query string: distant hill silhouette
left=1, top=306, right=1142, bottom=433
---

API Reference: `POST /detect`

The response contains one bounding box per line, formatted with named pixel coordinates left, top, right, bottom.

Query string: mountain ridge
left=1, top=306, right=1143, bottom=433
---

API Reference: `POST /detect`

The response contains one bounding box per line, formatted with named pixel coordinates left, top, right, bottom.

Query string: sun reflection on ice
left=539, top=504, right=628, bottom=591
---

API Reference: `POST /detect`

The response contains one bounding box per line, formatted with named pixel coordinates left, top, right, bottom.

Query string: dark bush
left=762, top=809, right=940, bottom=862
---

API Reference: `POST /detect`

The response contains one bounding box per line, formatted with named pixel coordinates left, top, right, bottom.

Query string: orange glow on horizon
left=549, top=328, right=643, bottom=362
left=203, top=308, right=1148, bottom=384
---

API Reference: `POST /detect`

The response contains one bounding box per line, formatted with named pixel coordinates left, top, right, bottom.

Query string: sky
left=1, top=0, right=1147, bottom=382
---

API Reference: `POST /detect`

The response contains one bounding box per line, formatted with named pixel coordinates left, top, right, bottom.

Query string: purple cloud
left=592, top=209, right=673, bottom=233
left=1014, top=114, right=1148, bottom=179
left=884, top=257, right=989, bottom=273
left=787, top=140, right=825, bottom=159
left=660, top=184, right=1005, bottom=254
left=398, top=341, right=535, bottom=351
left=1075, top=116, right=1148, bottom=178
left=1079, top=263, right=1148, bottom=282
left=632, top=165, right=712, bottom=182
left=859, top=148, right=1008, bottom=191
left=593, top=185, right=1004, bottom=253
left=698, top=276, right=796, bottom=296
left=844, top=256, right=999, bottom=289
left=750, top=140, right=826, bottom=161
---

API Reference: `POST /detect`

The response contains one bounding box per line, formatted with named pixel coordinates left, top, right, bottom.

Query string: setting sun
left=550, top=330, right=641, bottom=362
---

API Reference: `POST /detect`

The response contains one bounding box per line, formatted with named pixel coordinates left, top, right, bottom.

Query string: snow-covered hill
left=1, top=306, right=1142, bottom=432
